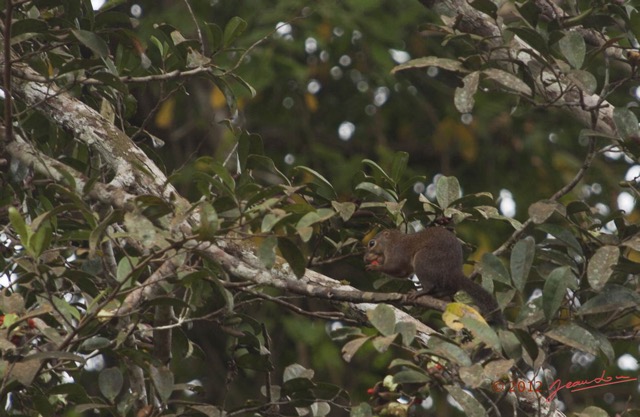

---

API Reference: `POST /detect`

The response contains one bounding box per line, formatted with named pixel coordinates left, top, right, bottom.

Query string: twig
left=11, top=65, right=221, bottom=85
left=262, top=323, right=274, bottom=406
left=117, top=259, right=178, bottom=316
left=2, top=0, right=13, bottom=147
left=183, top=0, right=205, bottom=55
left=240, top=287, right=350, bottom=321
left=224, top=16, right=306, bottom=75
left=491, top=136, right=597, bottom=258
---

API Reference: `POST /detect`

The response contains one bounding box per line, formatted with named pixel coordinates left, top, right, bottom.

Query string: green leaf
left=506, top=27, right=549, bottom=54
left=90, top=72, right=127, bottom=93
left=459, top=364, right=485, bottom=388
left=395, top=321, right=416, bottom=346
left=11, top=18, right=49, bottom=37
left=124, top=212, right=166, bottom=249
left=469, top=0, right=498, bottom=18
left=205, top=22, right=223, bottom=52
left=390, top=152, right=409, bottom=183
left=591, top=331, right=615, bottom=364
left=426, top=337, right=471, bottom=367
left=0, top=291, right=25, bottom=314
left=393, top=370, right=430, bottom=384
left=579, top=285, right=640, bottom=315
left=72, top=29, right=109, bottom=58
left=294, top=165, right=337, bottom=200
left=8, top=206, right=30, bottom=249
left=444, top=385, right=488, bottom=417
left=89, top=209, right=121, bottom=258
left=235, top=350, right=273, bottom=371
left=150, top=365, right=174, bottom=403
left=587, top=246, right=619, bottom=291
left=367, top=304, right=396, bottom=336
left=51, top=295, right=81, bottom=322
left=297, top=209, right=335, bottom=229
left=498, top=329, right=522, bottom=360
left=204, top=159, right=236, bottom=192
left=542, top=266, right=575, bottom=320
left=1, top=313, right=18, bottom=329
left=278, top=237, right=306, bottom=278
left=311, top=402, right=331, bottom=417
left=613, top=107, right=640, bottom=140
left=284, top=363, right=314, bottom=382
left=568, top=70, right=597, bottom=94
left=258, top=236, right=277, bottom=269
left=197, top=201, right=219, bottom=240
left=296, top=209, right=335, bottom=242
left=350, top=403, right=373, bottom=417
left=331, top=201, right=357, bottom=222
left=282, top=377, right=315, bottom=396
left=330, top=326, right=364, bottom=341
left=212, top=77, right=237, bottom=116
left=371, top=334, right=397, bottom=352
left=537, top=224, right=583, bottom=255
left=558, top=31, right=585, bottom=69
left=389, top=358, right=424, bottom=371
left=341, top=336, right=371, bottom=362
left=228, top=72, right=257, bottom=98
left=80, top=336, right=112, bottom=352
left=528, top=200, right=566, bottom=224
left=479, top=253, right=510, bottom=284
left=355, top=182, right=398, bottom=202
left=575, top=407, right=611, bottom=417
left=546, top=323, right=599, bottom=356
left=391, top=56, right=466, bottom=74
left=223, top=16, right=247, bottom=47
left=362, top=159, right=393, bottom=183
left=9, top=359, right=41, bottom=386
left=483, top=359, right=515, bottom=382
left=98, top=368, right=123, bottom=402
left=116, top=256, right=139, bottom=284
left=454, top=71, right=479, bottom=113
left=261, top=211, right=291, bottom=233
left=247, top=155, right=290, bottom=184
left=460, top=317, right=501, bottom=350
left=510, top=236, right=535, bottom=293
left=435, top=176, right=461, bottom=209
left=482, top=68, right=532, bottom=96
left=29, top=222, right=52, bottom=258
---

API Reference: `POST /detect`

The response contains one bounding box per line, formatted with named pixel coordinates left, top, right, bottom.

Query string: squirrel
left=364, top=227, right=504, bottom=325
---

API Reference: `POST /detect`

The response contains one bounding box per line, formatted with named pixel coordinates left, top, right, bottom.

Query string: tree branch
left=1, top=54, right=190, bottom=211
left=415, top=0, right=618, bottom=136
left=5, top=133, right=137, bottom=210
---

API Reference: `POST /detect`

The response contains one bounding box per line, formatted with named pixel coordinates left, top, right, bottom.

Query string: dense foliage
left=1, top=1, right=640, bottom=416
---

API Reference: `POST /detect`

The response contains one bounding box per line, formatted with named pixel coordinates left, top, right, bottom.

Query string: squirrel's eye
left=368, top=239, right=376, bottom=248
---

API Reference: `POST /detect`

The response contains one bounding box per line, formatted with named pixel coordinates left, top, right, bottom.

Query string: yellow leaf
left=210, top=87, right=227, bottom=109
left=305, top=93, right=318, bottom=112
left=627, top=249, right=640, bottom=263
left=155, top=98, right=175, bottom=128
left=443, top=302, right=486, bottom=330
left=317, top=22, right=332, bottom=40
left=432, top=118, right=477, bottom=161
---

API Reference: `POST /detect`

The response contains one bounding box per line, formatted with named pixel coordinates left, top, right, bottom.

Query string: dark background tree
left=1, top=0, right=639, bottom=416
